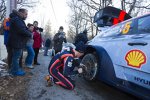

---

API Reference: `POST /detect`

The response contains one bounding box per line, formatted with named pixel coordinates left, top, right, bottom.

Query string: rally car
left=81, top=7, right=150, bottom=99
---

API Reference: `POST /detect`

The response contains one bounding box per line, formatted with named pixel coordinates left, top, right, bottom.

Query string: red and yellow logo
left=125, top=50, right=146, bottom=68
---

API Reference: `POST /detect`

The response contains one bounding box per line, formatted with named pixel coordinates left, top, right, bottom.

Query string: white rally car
left=81, top=12, right=150, bottom=99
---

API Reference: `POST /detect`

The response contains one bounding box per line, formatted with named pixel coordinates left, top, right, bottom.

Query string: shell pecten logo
left=125, top=50, right=146, bottom=68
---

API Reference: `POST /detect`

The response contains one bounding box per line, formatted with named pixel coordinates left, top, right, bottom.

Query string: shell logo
left=125, top=50, right=146, bottom=68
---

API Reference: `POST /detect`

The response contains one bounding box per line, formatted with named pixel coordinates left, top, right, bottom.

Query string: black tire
left=81, top=53, right=98, bottom=81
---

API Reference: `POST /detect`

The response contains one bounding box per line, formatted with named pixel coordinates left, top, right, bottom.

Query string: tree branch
left=81, top=0, right=99, bottom=11
left=125, top=1, right=150, bottom=9
left=90, top=0, right=100, bottom=6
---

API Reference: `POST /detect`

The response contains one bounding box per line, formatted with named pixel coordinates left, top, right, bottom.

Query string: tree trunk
left=128, top=0, right=136, bottom=15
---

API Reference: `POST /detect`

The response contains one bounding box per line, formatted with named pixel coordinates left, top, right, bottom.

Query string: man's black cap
left=59, top=26, right=64, bottom=30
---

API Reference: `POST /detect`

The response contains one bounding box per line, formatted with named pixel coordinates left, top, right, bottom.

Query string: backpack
left=3, top=18, right=10, bottom=30
left=3, top=18, right=10, bottom=45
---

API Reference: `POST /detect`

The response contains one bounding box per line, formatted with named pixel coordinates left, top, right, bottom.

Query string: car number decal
left=125, top=50, right=146, bottom=68
left=122, top=21, right=132, bottom=34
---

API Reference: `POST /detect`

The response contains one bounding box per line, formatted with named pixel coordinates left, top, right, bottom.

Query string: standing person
left=48, top=42, right=86, bottom=90
left=44, top=37, right=51, bottom=56
left=3, top=18, right=12, bottom=69
left=8, top=8, right=32, bottom=76
left=33, top=21, right=42, bottom=65
left=3, top=10, right=22, bottom=69
left=74, top=29, right=88, bottom=45
left=25, top=23, right=35, bottom=69
left=53, top=26, right=67, bottom=54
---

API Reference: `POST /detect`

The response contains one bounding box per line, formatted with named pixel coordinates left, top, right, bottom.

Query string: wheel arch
left=85, top=45, right=120, bottom=84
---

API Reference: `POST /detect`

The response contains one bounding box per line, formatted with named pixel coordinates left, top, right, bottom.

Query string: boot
left=45, top=75, right=53, bottom=87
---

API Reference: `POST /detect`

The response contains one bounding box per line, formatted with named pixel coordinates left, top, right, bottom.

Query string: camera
left=35, top=27, right=43, bottom=32
left=38, top=27, right=43, bottom=32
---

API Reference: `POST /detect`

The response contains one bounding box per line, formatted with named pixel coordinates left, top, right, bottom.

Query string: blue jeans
left=10, top=49, right=23, bottom=74
left=44, top=47, right=49, bottom=55
left=25, top=45, right=35, bottom=66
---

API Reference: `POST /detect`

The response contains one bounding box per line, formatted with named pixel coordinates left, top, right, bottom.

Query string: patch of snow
left=0, top=68, right=5, bottom=71
left=0, top=60, right=7, bottom=65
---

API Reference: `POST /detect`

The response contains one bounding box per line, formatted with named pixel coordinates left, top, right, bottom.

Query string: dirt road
left=26, top=53, right=136, bottom=100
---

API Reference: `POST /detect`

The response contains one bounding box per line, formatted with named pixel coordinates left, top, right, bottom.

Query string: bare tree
left=121, top=0, right=150, bottom=16
left=0, top=0, right=6, bottom=22
left=44, top=20, right=52, bottom=37
left=67, top=0, right=112, bottom=40
left=17, top=0, right=39, bottom=8
left=67, top=26, right=76, bottom=42
left=68, top=0, right=150, bottom=41
left=0, top=0, right=39, bottom=22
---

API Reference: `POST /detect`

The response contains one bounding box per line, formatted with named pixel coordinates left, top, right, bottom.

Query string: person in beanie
left=48, top=41, right=86, bottom=90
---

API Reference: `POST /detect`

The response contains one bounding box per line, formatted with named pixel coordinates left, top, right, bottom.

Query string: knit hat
left=59, top=26, right=64, bottom=30
left=75, top=42, right=86, bottom=53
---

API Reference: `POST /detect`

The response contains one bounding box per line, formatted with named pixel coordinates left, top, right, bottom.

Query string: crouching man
left=48, top=42, right=86, bottom=90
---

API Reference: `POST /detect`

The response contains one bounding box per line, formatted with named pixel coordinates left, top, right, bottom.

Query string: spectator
left=44, top=37, right=51, bottom=56
left=33, top=21, right=42, bottom=65
left=8, top=8, right=32, bottom=76
left=25, top=23, right=35, bottom=69
left=53, top=26, right=67, bottom=54
left=74, top=29, right=88, bottom=45
left=3, top=17, right=12, bottom=69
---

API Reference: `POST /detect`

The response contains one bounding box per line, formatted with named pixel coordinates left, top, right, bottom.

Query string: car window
left=100, top=20, right=133, bottom=38
left=138, top=16, right=150, bottom=34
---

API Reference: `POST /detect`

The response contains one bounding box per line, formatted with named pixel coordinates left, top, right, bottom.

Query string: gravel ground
left=26, top=53, right=137, bottom=100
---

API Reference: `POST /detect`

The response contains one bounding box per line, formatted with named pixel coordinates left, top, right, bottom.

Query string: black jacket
left=8, top=11, right=32, bottom=49
left=53, top=32, right=67, bottom=53
left=74, top=33, right=88, bottom=45
left=45, top=38, right=51, bottom=47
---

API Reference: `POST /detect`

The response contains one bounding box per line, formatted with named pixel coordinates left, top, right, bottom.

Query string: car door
left=114, top=15, right=150, bottom=89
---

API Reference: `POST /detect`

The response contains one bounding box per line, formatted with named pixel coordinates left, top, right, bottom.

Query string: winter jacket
left=53, top=32, right=67, bottom=53
left=8, top=11, right=32, bottom=49
left=45, top=38, right=51, bottom=47
left=33, top=29, right=42, bottom=48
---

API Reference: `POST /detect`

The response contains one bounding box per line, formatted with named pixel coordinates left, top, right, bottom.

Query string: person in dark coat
left=8, top=8, right=32, bottom=76
left=53, top=26, right=67, bottom=54
left=74, top=29, right=88, bottom=45
left=3, top=17, right=12, bottom=69
left=44, top=37, right=51, bottom=56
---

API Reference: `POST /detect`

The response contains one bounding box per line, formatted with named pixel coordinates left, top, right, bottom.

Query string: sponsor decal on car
left=125, top=50, right=146, bottom=68
left=122, top=21, right=132, bottom=34
left=134, top=77, right=150, bottom=86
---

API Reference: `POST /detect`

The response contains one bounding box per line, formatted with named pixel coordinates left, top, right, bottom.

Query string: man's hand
left=78, top=64, right=87, bottom=74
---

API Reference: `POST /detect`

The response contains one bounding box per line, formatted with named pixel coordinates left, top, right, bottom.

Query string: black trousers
left=6, top=46, right=12, bottom=69
left=33, top=48, right=40, bottom=63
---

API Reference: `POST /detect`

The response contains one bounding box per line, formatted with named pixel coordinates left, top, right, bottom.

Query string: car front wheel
left=81, top=53, right=98, bottom=81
